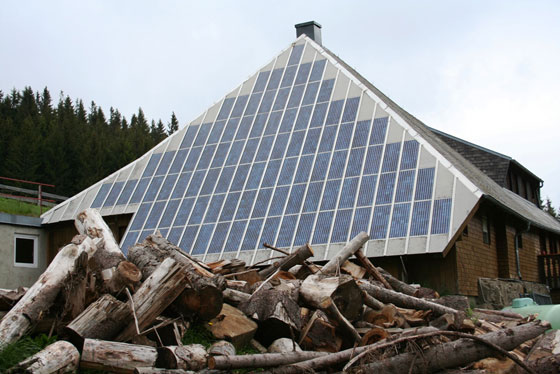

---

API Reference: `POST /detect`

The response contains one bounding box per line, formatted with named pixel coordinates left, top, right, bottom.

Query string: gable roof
left=42, top=35, right=560, bottom=265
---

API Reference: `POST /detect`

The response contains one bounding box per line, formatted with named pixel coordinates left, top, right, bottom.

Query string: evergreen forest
left=0, top=87, right=179, bottom=197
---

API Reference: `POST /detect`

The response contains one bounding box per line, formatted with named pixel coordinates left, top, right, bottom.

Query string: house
left=40, top=22, right=560, bottom=300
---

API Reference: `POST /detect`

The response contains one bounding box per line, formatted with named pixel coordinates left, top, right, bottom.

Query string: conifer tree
left=168, top=112, right=179, bottom=135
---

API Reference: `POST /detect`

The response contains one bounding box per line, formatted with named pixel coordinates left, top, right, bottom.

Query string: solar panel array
left=44, top=38, right=465, bottom=261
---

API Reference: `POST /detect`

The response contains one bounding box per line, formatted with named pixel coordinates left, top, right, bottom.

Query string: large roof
left=42, top=35, right=560, bottom=264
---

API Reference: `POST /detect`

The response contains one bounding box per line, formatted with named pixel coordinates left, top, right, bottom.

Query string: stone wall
left=477, top=277, right=549, bottom=309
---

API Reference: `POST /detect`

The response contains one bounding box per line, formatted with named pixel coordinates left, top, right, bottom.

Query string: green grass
left=0, top=334, right=57, bottom=371
left=0, top=197, right=50, bottom=217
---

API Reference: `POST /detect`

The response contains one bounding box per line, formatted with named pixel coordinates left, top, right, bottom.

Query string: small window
left=462, top=225, right=469, bottom=237
left=482, top=215, right=490, bottom=245
left=14, top=234, right=38, bottom=268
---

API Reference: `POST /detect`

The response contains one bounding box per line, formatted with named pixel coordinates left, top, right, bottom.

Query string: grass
left=0, top=334, right=57, bottom=371
left=0, top=197, right=50, bottom=217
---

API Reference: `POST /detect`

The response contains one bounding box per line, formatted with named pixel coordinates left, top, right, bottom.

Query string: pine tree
left=168, top=112, right=179, bottom=135
left=543, top=198, right=559, bottom=220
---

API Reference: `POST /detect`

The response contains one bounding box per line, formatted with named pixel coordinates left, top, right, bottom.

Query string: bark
left=240, top=284, right=302, bottom=346
left=351, top=321, right=550, bottom=373
left=321, top=232, right=369, bottom=275
left=116, top=257, right=189, bottom=342
left=7, top=341, right=79, bottom=374
left=134, top=369, right=193, bottom=374
left=526, top=354, right=560, bottom=374
left=206, top=303, right=258, bottom=349
left=0, top=287, right=27, bottom=311
left=80, top=338, right=157, bottom=374
left=340, top=261, right=366, bottom=279
left=362, top=291, right=384, bottom=310
left=0, top=237, right=99, bottom=349
left=259, top=244, right=314, bottom=279
left=58, top=251, right=89, bottom=324
left=324, top=302, right=361, bottom=344
left=128, top=233, right=224, bottom=320
left=299, top=274, right=363, bottom=321
left=208, top=350, right=328, bottom=370
left=358, top=280, right=459, bottom=317
left=225, top=280, right=251, bottom=293
left=473, top=308, right=523, bottom=319
left=208, top=340, right=236, bottom=356
left=156, top=344, right=207, bottom=371
left=63, top=293, right=131, bottom=349
left=298, top=310, right=341, bottom=353
left=354, top=249, right=393, bottom=290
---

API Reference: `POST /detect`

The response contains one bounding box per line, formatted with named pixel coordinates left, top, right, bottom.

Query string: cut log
left=299, top=274, right=363, bottom=321
left=362, top=291, right=384, bottom=310
left=0, top=287, right=27, bottom=311
left=268, top=338, right=302, bottom=353
left=298, top=310, right=341, bottom=353
left=64, top=293, right=131, bottom=349
left=324, top=302, right=361, bottom=344
left=377, top=267, right=419, bottom=296
left=58, top=251, right=89, bottom=325
left=223, top=288, right=250, bottom=306
left=232, top=269, right=262, bottom=285
left=354, top=249, right=393, bottom=290
left=208, top=340, right=236, bottom=356
left=321, top=232, right=369, bottom=275
left=156, top=345, right=207, bottom=371
left=7, top=340, right=79, bottom=374
left=145, top=317, right=188, bottom=346
left=259, top=244, right=314, bottom=279
left=206, top=303, right=258, bottom=349
left=0, top=237, right=99, bottom=349
left=134, top=369, right=193, bottom=374
left=128, top=233, right=224, bottom=320
left=208, top=350, right=328, bottom=371
left=80, top=338, right=157, bottom=374
left=350, top=321, right=550, bottom=373
left=358, top=280, right=460, bottom=317
left=240, top=283, right=302, bottom=346
left=225, top=280, right=251, bottom=293
left=340, top=260, right=366, bottom=279
left=360, top=327, right=389, bottom=346
left=363, top=304, right=407, bottom=328
left=116, top=257, right=189, bottom=342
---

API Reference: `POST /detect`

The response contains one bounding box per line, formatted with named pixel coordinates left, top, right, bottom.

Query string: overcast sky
left=2, top=1, right=559, bottom=205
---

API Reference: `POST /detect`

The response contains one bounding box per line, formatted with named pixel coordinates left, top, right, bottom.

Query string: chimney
left=295, top=21, right=322, bottom=44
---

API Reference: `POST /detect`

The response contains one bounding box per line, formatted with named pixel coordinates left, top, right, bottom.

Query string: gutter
left=515, top=221, right=531, bottom=280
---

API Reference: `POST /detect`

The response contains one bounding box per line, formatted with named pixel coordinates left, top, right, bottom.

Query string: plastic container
left=502, top=298, right=560, bottom=329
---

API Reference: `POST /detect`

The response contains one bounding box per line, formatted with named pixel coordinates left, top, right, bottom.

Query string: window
left=482, top=215, right=490, bottom=245
left=14, top=234, right=38, bottom=268
left=462, top=225, right=469, bottom=237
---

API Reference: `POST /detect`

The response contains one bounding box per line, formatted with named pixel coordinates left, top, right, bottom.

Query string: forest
left=0, top=87, right=178, bottom=197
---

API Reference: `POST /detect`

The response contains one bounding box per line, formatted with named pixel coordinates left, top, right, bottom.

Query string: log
left=350, top=321, right=550, bottom=373
left=208, top=340, right=236, bottom=356
left=145, top=317, right=188, bottom=346
left=64, top=293, right=131, bottom=349
left=128, top=233, right=224, bottom=320
left=233, top=269, right=262, bottom=285
left=473, top=308, right=523, bottom=319
left=156, top=345, right=207, bottom=371
left=80, top=338, right=157, bottom=374
left=268, top=338, right=302, bottom=353
left=116, top=257, right=189, bottom=342
left=223, top=288, right=250, bottom=306
left=354, top=249, right=393, bottom=290
left=0, top=287, right=27, bottom=311
left=321, top=232, right=369, bottom=275
left=340, top=260, right=366, bottom=279
left=298, top=310, right=341, bottom=352
left=208, top=350, right=328, bottom=370
left=363, top=304, right=407, bottom=328
left=358, top=280, right=459, bottom=317
left=259, top=244, right=314, bottom=279
left=362, top=291, right=384, bottom=310
left=134, top=369, right=193, bottom=374
left=299, top=274, right=363, bottom=321
left=324, top=302, right=361, bottom=344
left=360, top=327, right=389, bottom=346
left=225, top=280, right=251, bottom=293
left=273, top=321, right=549, bottom=374
left=58, top=251, right=89, bottom=325
left=240, top=283, right=302, bottom=346
left=7, top=340, right=79, bottom=374
left=377, top=267, right=419, bottom=296
left=206, top=303, right=258, bottom=349
left=526, top=354, right=560, bottom=374
left=0, top=237, right=99, bottom=349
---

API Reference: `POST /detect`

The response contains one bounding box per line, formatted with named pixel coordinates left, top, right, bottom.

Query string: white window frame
left=14, top=233, right=38, bottom=268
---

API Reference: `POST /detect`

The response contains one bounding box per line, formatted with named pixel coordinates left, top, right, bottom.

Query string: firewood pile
left=1, top=208, right=559, bottom=373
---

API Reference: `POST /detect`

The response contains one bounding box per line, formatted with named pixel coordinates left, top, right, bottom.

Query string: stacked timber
left=0, top=208, right=558, bottom=373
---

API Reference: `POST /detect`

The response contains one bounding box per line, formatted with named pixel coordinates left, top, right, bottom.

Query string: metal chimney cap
left=295, top=21, right=322, bottom=44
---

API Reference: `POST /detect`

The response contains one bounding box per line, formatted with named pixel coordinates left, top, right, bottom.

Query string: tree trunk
left=156, top=345, right=208, bottom=371
left=352, top=321, right=550, bottom=373
left=116, top=257, right=189, bottom=342
left=259, top=244, right=314, bottom=279
left=321, top=232, right=369, bottom=275
left=58, top=251, right=89, bottom=325
left=358, top=280, right=459, bottom=317
left=134, top=369, right=193, bottom=374
left=354, top=249, right=393, bottom=290
left=240, top=284, right=302, bottom=346
left=128, top=233, right=224, bottom=320
left=298, top=310, right=341, bottom=353
left=0, top=287, right=27, bottom=311
left=208, top=340, right=236, bottom=357
left=377, top=267, right=418, bottom=296
left=223, top=288, right=250, bottom=306
left=208, top=351, right=327, bottom=371
left=80, top=338, right=157, bottom=374
left=299, top=274, right=363, bottom=321
left=63, top=293, right=131, bottom=349
left=7, top=341, right=79, bottom=374
left=0, top=237, right=99, bottom=349
left=206, top=303, right=258, bottom=349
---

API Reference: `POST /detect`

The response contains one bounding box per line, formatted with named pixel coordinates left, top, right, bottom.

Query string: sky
left=1, top=1, right=559, bottom=205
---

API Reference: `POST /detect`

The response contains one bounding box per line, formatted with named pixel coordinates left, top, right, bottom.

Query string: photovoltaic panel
left=245, top=92, right=263, bottom=115
left=236, top=116, right=254, bottom=140
left=371, top=205, right=391, bottom=239
left=381, top=143, right=401, bottom=172
left=415, top=168, right=435, bottom=200
left=209, top=222, right=229, bottom=253
left=254, top=71, right=271, bottom=92
left=185, top=171, right=204, bottom=197
left=180, top=226, right=199, bottom=253
left=193, top=224, right=215, bottom=255
left=281, top=65, right=297, bottom=88
left=157, top=174, right=178, bottom=201
left=246, top=162, right=266, bottom=189
left=311, top=153, right=330, bottom=181
left=331, top=209, right=352, bottom=243
left=363, top=145, right=383, bottom=175
left=370, top=117, right=388, bottom=145
left=357, top=175, right=377, bottom=207
left=116, top=179, right=138, bottom=205
left=197, top=144, right=216, bottom=170
left=189, top=196, right=210, bottom=224
left=294, top=213, right=315, bottom=246
left=142, top=153, right=162, bottom=178
left=302, top=128, right=321, bottom=155
left=279, top=108, right=297, bottom=133
left=341, top=97, right=360, bottom=123
left=286, top=184, right=306, bottom=214
left=193, top=123, right=211, bottom=146
left=226, top=141, right=244, bottom=166
left=294, top=155, right=313, bottom=183
left=173, top=198, right=195, bottom=226
left=204, top=194, right=225, bottom=223
left=309, top=59, right=326, bottom=82
left=171, top=172, right=191, bottom=199
left=255, top=136, right=274, bottom=161
left=313, top=211, right=334, bottom=244
left=326, top=100, right=343, bottom=125
left=271, top=133, right=289, bottom=159
left=145, top=201, right=166, bottom=229
left=262, top=159, right=282, bottom=187
left=287, top=85, right=305, bottom=109
left=180, top=125, right=198, bottom=149
left=335, top=123, right=354, bottom=150
left=410, top=200, right=431, bottom=236
left=286, top=131, right=305, bottom=157
left=129, top=178, right=150, bottom=204
left=159, top=199, right=180, bottom=228
left=241, top=138, right=259, bottom=164
left=220, top=192, right=241, bottom=221
left=321, top=179, right=342, bottom=210
left=277, top=215, right=298, bottom=247
left=103, top=181, right=124, bottom=207
left=170, top=149, right=188, bottom=173
left=258, top=90, right=276, bottom=114
left=216, top=167, right=235, bottom=193
left=269, top=186, right=290, bottom=216
left=431, top=198, right=452, bottom=235
left=267, top=68, right=284, bottom=90
left=250, top=113, right=268, bottom=138
left=222, top=118, right=240, bottom=142
left=319, top=125, right=337, bottom=152
left=217, top=97, right=235, bottom=121
left=339, top=177, right=359, bottom=209
left=302, top=81, right=319, bottom=105
left=310, top=102, right=328, bottom=127
left=394, top=170, right=415, bottom=203
left=400, top=140, right=420, bottom=170
left=260, top=216, right=281, bottom=247
left=317, top=79, right=334, bottom=103
left=231, top=95, right=248, bottom=118
left=242, top=219, right=264, bottom=250
left=235, top=190, right=257, bottom=220
left=352, top=120, right=370, bottom=148
left=287, top=44, right=304, bottom=66
left=225, top=220, right=247, bottom=251
left=167, top=227, right=183, bottom=247
left=130, top=203, right=151, bottom=231
left=273, top=88, right=290, bottom=111
left=278, top=157, right=298, bottom=185
left=295, top=106, right=312, bottom=130
left=295, top=62, right=312, bottom=85
left=376, top=172, right=397, bottom=205
left=303, top=181, right=323, bottom=212
left=183, top=147, right=202, bottom=171
left=351, top=207, right=371, bottom=238
left=230, top=164, right=250, bottom=191
left=155, top=151, right=175, bottom=176
left=252, top=188, right=273, bottom=218
left=389, top=203, right=411, bottom=238
left=345, top=147, right=365, bottom=177
left=328, top=150, right=348, bottom=179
